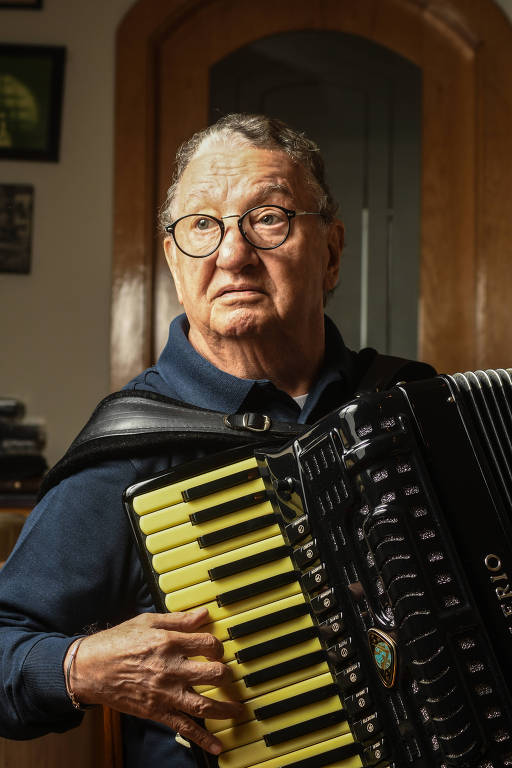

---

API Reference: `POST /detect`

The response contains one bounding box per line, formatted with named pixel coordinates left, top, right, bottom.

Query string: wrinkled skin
left=67, top=608, right=242, bottom=754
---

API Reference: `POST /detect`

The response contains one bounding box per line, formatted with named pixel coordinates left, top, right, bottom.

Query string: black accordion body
left=124, top=371, right=512, bottom=768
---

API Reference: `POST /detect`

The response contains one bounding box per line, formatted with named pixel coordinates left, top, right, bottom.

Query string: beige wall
left=0, top=0, right=135, bottom=466
left=1, top=0, right=512, bottom=468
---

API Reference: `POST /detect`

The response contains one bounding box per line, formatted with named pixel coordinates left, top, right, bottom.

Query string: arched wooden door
left=112, top=0, right=512, bottom=390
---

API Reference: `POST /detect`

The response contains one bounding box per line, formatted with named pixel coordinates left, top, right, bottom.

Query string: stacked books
left=0, top=397, right=48, bottom=509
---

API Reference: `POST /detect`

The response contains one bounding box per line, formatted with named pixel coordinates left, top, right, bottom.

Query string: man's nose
left=215, top=221, right=258, bottom=270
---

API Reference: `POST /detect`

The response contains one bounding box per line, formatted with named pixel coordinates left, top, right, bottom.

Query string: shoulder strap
left=38, top=390, right=304, bottom=499
left=40, top=354, right=436, bottom=499
left=355, top=348, right=436, bottom=394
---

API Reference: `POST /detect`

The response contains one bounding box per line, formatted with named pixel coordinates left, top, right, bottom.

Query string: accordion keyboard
left=126, top=452, right=373, bottom=768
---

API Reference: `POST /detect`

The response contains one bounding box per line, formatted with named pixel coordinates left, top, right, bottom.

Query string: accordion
left=124, top=370, right=512, bottom=768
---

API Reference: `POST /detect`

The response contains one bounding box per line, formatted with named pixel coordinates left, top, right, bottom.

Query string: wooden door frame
left=112, top=0, right=512, bottom=389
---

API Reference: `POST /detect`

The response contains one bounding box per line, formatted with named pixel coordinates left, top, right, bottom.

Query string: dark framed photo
left=0, top=44, right=65, bottom=161
left=0, top=1, right=42, bottom=8
left=0, top=184, right=34, bottom=274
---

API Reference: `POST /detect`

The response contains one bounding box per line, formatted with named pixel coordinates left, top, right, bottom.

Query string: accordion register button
left=328, top=636, right=355, bottom=666
left=285, top=515, right=310, bottom=545
left=336, top=660, right=364, bottom=693
left=319, top=612, right=344, bottom=642
left=351, top=711, right=382, bottom=742
left=362, top=737, right=389, bottom=766
left=343, top=686, right=372, bottom=717
left=293, top=539, right=319, bottom=569
left=301, top=564, right=328, bottom=593
left=310, top=587, right=335, bottom=615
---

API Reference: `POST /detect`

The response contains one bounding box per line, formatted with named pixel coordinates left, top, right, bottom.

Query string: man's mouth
left=215, top=285, right=263, bottom=298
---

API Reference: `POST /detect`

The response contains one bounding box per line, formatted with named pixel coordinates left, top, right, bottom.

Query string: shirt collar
left=156, top=313, right=356, bottom=419
left=156, top=315, right=255, bottom=412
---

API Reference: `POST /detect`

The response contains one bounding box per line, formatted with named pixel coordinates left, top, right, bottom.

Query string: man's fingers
left=178, top=657, right=233, bottom=686
left=173, top=630, right=224, bottom=660
left=180, top=688, right=243, bottom=721
left=151, top=608, right=210, bottom=631
left=166, top=712, right=223, bottom=756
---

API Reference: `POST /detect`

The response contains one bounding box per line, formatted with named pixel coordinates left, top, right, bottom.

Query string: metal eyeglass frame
left=164, top=204, right=324, bottom=258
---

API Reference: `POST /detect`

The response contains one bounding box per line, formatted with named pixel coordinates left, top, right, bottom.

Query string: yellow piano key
left=179, top=581, right=302, bottom=624
left=196, top=659, right=330, bottom=698
left=205, top=671, right=334, bottom=730
left=133, top=456, right=259, bottom=516
left=217, top=694, right=346, bottom=750
left=224, top=636, right=322, bottom=684
left=146, top=500, right=273, bottom=553
left=162, top=556, right=296, bottom=610
left=156, top=534, right=286, bottom=589
left=152, top=521, right=281, bottom=573
left=218, top=721, right=349, bottom=768
left=220, top=732, right=362, bottom=768
left=221, top=613, right=315, bottom=663
left=202, top=592, right=307, bottom=642
left=209, top=694, right=344, bottom=746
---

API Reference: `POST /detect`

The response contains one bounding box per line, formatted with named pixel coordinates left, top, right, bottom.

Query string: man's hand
left=65, top=607, right=241, bottom=755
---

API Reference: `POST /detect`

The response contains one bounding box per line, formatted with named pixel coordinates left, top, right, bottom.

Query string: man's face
left=164, top=141, right=342, bottom=349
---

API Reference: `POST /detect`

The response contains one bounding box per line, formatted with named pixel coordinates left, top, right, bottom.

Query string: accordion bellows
left=124, top=370, right=512, bottom=768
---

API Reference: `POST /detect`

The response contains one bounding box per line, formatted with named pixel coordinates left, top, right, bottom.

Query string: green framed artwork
left=0, top=44, right=65, bottom=161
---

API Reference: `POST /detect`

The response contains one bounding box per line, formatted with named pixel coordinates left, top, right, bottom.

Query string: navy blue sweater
left=0, top=315, right=360, bottom=767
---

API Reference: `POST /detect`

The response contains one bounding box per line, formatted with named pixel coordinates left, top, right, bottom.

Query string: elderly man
left=0, top=114, right=432, bottom=767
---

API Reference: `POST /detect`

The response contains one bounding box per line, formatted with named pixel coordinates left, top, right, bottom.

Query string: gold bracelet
left=65, top=636, right=92, bottom=711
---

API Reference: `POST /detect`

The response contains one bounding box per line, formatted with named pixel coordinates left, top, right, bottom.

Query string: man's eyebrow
left=252, top=182, right=294, bottom=202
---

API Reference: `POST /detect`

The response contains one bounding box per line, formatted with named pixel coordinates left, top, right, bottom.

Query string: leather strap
left=355, top=349, right=436, bottom=394
left=68, top=390, right=303, bottom=452
left=38, top=391, right=304, bottom=499
left=39, top=354, right=435, bottom=500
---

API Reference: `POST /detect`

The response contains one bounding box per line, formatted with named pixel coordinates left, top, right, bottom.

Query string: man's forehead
left=175, top=144, right=306, bottom=207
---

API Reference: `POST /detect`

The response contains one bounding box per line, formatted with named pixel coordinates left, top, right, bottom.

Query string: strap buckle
left=224, top=412, right=272, bottom=432
left=243, top=412, right=271, bottom=432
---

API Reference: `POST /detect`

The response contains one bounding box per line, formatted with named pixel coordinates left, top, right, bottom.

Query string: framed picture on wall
left=0, top=44, right=65, bottom=161
left=0, top=184, right=34, bottom=274
left=0, top=1, right=42, bottom=8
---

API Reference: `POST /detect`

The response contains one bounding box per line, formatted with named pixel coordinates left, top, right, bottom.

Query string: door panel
left=209, top=30, right=421, bottom=357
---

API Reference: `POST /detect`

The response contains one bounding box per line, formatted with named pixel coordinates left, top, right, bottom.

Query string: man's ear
left=163, top=238, right=184, bottom=305
left=324, top=218, right=344, bottom=294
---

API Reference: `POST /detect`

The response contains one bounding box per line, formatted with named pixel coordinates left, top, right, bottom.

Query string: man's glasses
left=164, top=205, right=323, bottom=258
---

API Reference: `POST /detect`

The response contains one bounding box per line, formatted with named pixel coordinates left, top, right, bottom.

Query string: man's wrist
left=64, top=636, right=94, bottom=711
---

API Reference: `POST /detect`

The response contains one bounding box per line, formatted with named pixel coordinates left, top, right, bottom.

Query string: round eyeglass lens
left=174, top=214, right=222, bottom=257
left=242, top=206, right=290, bottom=249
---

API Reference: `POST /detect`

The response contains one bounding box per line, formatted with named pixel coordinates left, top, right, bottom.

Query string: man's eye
left=195, top=218, right=212, bottom=231
left=256, top=210, right=286, bottom=226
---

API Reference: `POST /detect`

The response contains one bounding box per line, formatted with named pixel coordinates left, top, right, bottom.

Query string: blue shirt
left=0, top=314, right=359, bottom=767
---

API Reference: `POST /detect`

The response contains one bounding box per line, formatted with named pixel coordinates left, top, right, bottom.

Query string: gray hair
left=159, top=113, right=338, bottom=233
